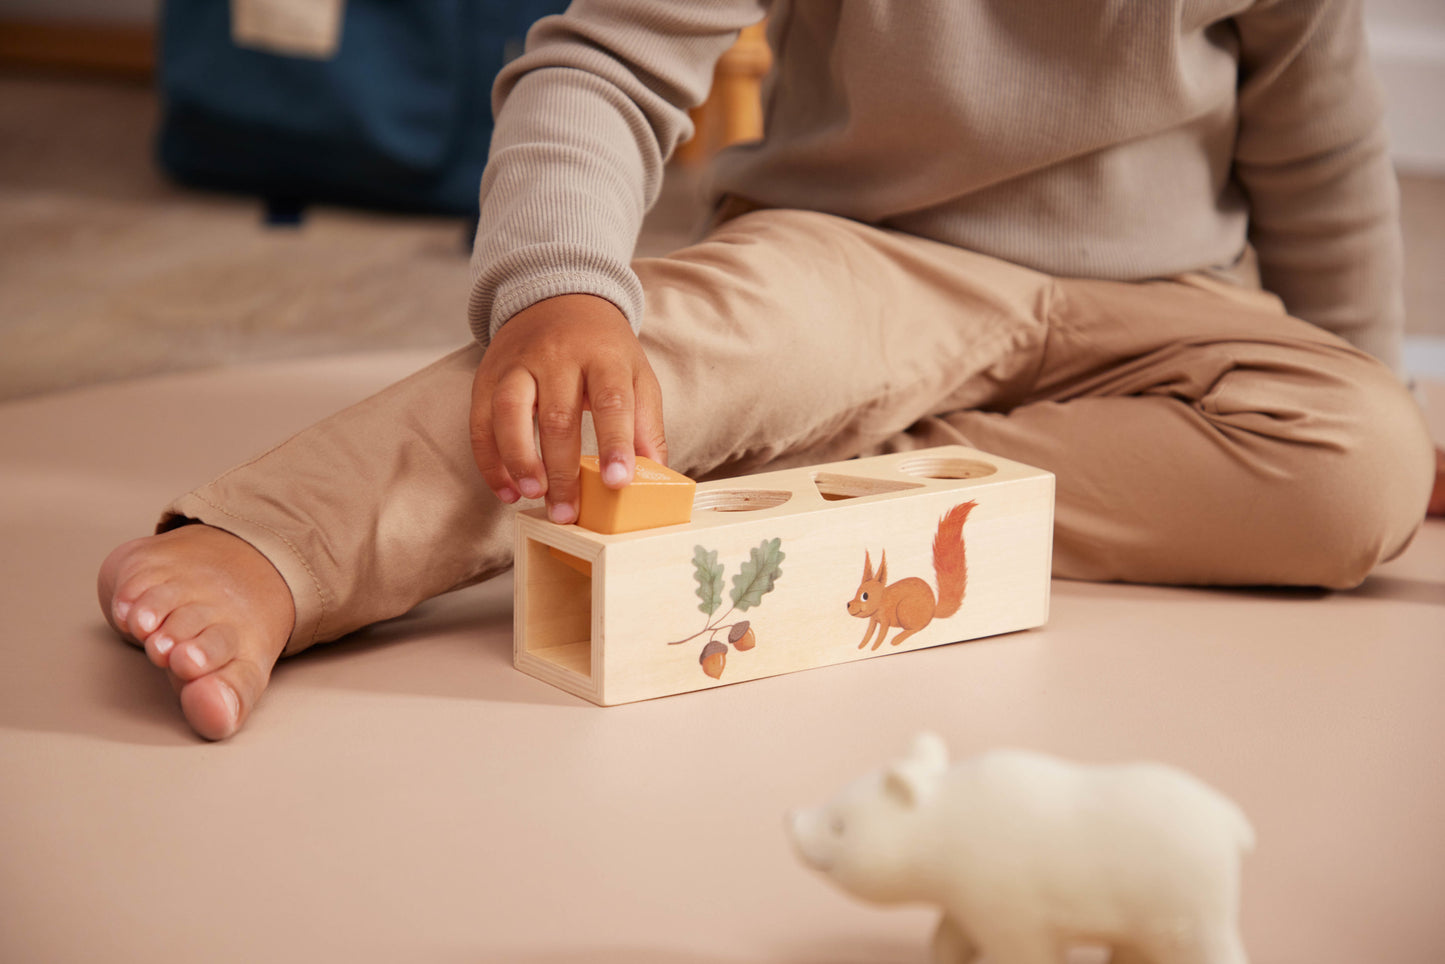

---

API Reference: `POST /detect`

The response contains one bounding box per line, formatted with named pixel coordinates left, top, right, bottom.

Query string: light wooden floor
left=1, top=74, right=1442, bottom=400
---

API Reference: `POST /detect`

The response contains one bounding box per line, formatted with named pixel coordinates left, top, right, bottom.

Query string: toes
left=98, top=537, right=157, bottom=638
left=145, top=632, right=177, bottom=668
left=167, top=624, right=239, bottom=682
left=179, top=657, right=269, bottom=741
left=179, top=676, right=243, bottom=741
left=124, top=582, right=182, bottom=641
left=146, top=604, right=213, bottom=669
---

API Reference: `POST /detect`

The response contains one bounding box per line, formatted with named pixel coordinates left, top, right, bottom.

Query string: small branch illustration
left=663, top=538, right=784, bottom=679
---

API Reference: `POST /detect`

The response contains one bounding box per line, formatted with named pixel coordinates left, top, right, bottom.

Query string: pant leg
left=631, top=210, right=1066, bottom=476
left=880, top=275, right=1435, bottom=588
left=164, top=346, right=500, bottom=656
left=162, top=210, right=1056, bottom=654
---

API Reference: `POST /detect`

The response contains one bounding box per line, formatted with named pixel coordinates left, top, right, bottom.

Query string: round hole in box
left=896, top=456, right=998, bottom=480
left=693, top=489, right=792, bottom=512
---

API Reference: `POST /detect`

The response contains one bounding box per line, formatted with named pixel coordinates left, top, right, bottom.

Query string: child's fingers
left=588, top=363, right=638, bottom=490
left=470, top=293, right=652, bottom=518
left=469, top=367, right=529, bottom=504
left=491, top=367, right=550, bottom=501
left=535, top=366, right=586, bottom=525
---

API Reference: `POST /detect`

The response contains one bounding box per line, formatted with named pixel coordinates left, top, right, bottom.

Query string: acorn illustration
left=728, top=620, right=756, bottom=652
left=700, top=640, right=728, bottom=679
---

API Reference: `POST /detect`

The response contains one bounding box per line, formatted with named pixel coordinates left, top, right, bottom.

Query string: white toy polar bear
left=787, top=733, right=1253, bottom=964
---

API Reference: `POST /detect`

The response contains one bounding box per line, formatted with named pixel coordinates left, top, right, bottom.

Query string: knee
left=1244, top=364, right=1434, bottom=589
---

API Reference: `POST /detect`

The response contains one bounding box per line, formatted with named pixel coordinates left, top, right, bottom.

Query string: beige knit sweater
left=468, top=0, right=1404, bottom=372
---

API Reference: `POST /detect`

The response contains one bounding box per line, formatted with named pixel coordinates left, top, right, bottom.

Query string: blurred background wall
left=1368, top=0, right=1445, bottom=171
left=3, top=0, right=1441, bottom=170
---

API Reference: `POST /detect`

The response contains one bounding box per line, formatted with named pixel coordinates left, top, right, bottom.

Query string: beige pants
left=163, top=210, right=1436, bottom=655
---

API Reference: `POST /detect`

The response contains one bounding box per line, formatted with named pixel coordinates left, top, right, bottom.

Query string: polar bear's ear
left=885, top=734, right=948, bottom=808
left=884, top=759, right=936, bottom=809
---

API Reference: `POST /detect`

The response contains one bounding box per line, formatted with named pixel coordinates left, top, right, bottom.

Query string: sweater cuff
left=467, top=260, right=645, bottom=347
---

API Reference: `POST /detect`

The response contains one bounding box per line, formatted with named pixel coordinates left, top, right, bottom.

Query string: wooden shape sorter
left=513, top=445, right=1054, bottom=705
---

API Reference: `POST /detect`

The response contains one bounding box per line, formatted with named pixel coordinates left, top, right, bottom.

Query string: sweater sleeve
left=1231, top=0, right=1405, bottom=373
left=466, top=0, right=768, bottom=346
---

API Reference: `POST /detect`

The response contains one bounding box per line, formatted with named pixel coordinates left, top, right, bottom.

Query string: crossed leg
left=882, top=276, right=1435, bottom=587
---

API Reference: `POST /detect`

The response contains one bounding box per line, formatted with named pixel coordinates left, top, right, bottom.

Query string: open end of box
left=522, top=538, right=594, bottom=682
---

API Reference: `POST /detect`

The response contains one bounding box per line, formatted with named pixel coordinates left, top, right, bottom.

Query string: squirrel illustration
left=847, top=500, right=977, bottom=650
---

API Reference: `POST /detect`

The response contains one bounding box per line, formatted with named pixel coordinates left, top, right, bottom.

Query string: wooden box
left=513, top=445, right=1054, bottom=705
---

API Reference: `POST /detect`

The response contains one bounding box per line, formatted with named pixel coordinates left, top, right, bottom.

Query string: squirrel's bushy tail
left=932, top=500, right=976, bottom=619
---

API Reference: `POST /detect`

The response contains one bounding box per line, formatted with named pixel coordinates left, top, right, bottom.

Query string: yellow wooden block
left=576, top=455, right=697, bottom=534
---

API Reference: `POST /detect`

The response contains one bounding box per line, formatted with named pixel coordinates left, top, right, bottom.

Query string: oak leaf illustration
left=730, top=537, right=785, bottom=611
left=692, top=545, right=724, bottom=616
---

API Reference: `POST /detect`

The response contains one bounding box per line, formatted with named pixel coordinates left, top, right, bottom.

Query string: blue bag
left=157, top=1, right=567, bottom=216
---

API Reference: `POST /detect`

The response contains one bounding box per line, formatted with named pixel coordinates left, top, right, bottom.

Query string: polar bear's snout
left=785, top=808, right=834, bottom=872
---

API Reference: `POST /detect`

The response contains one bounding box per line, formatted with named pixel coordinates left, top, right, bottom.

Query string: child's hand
left=470, top=293, right=668, bottom=524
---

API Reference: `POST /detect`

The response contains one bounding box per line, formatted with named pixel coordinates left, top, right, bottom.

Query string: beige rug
left=0, top=75, right=706, bottom=400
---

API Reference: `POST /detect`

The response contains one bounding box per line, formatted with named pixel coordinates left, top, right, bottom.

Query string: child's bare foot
left=98, top=525, right=296, bottom=740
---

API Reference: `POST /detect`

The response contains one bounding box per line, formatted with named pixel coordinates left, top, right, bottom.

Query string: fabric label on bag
left=231, top=0, right=346, bottom=59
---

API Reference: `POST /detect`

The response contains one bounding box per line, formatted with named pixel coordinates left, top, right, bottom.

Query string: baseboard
left=1369, top=22, right=1445, bottom=175
left=0, top=19, right=154, bottom=80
